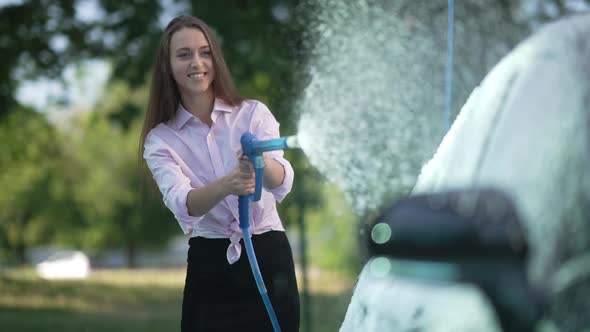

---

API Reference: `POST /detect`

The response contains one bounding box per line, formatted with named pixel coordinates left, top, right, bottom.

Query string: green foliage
left=0, top=0, right=164, bottom=115
left=0, top=108, right=66, bottom=263
left=303, top=183, right=361, bottom=276
left=0, top=109, right=57, bottom=203
left=0, top=80, right=178, bottom=265
left=278, top=150, right=357, bottom=274
left=63, top=81, right=177, bottom=259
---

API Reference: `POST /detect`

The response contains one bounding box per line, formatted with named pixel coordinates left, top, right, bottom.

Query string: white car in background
left=341, top=14, right=590, bottom=332
left=36, top=250, right=91, bottom=279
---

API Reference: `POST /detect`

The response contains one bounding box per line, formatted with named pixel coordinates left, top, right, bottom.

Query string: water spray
left=239, top=132, right=300, bottom=332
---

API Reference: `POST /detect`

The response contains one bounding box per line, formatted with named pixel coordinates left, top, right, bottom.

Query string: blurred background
left=0, top=0, right=588, bottom=331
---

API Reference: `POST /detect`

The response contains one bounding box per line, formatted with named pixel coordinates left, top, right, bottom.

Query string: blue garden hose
left=239, top=132, right=299, bottom=332
left=238, top=196, right=282, bottom=332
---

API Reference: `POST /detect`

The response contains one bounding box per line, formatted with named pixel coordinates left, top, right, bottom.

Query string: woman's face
left=169, top=27, right=215, bottom=99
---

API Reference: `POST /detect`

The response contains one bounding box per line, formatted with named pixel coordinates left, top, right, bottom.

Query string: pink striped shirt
left=143, top=98, right=294, bottom=264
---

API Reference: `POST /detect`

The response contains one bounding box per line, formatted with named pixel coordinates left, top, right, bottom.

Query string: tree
left=0, top=108, right=64, bottom=264
left=63, top=81, right=178, bottom=267
left=0, top=0, right=165, bottom=117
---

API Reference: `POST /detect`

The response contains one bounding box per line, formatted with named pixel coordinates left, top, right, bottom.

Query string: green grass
left=0, top=267, right=354, bottom=332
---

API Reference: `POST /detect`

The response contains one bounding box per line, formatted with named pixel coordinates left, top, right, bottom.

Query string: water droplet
left=371, top=222, right=392, bottom=244
left=370, top=257, right=392, bottom=277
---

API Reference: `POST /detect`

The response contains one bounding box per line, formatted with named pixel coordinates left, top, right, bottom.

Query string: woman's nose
left=191, top=54, right=203, bottom=68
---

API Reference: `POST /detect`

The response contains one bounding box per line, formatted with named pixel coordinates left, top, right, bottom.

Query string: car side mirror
left=367, top=189, right=545, bottom=332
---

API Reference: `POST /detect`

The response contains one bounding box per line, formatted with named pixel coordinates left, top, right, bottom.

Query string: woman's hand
left=223, top=155, right=255, bottom=195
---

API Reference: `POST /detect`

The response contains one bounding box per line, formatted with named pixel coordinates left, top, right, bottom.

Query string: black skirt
left=181, top=231, right=300, bottom=332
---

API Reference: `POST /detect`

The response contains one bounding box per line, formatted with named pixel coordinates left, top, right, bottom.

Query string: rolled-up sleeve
left=252, top=103, right=294, bottom=202
left=143, top=132, right=203, bottom=234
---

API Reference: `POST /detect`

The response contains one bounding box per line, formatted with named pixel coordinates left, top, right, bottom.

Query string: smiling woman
left=170, top=28, right=216, bottom=106
left=138, top=15, right=300, bottom=332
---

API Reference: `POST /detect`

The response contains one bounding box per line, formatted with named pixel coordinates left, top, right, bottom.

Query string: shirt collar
left=174, top=103, right=193, bottom=129
left=174, top=98, right=234, bottom=129
left=213, top=98, right=234, bottom=113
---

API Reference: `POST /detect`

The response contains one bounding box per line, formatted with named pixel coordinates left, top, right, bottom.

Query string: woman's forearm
left=186, top=177, right=230, bottom=217
left=188, top=157, right=283, bottom=217
left=263, top=158, right=285, bottom=190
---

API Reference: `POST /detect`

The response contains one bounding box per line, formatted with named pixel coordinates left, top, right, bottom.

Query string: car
left=341, top=13, right=590, bottom=332
left=36, top=250, right=91, bottom=279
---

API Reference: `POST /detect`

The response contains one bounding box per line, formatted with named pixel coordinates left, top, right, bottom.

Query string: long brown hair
left=139, top=15, right=242, bottom=189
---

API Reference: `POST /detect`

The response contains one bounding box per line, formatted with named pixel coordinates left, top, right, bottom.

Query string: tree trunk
left=15, top=243, right=27, bottom=266
left=126, top=241, right=137, bottom=268
left=15, top=212, right=29, bottom=266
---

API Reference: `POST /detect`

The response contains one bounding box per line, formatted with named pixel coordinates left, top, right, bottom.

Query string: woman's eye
left=178, top=52, right=190, bottom=58
left=201, top=50, right=211, bottom=57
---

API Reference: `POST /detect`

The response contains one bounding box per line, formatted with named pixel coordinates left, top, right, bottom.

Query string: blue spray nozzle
left=241, top=132, right=292, bottom=156
left=240, top=132, right=297, bottom=205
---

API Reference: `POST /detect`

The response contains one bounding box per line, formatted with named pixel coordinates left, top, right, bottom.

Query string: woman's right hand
left=223, top=155, right=255, bottom=196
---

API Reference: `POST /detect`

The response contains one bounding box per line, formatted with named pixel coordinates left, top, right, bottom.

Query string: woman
left=139, top=15, right=300, bottom=332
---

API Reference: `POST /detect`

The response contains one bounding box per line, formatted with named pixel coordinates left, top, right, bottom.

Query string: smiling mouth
left=188, top=73, right=206, bottom=78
